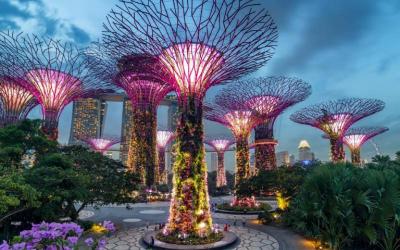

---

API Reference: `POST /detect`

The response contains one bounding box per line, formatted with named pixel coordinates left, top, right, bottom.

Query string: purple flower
left=0, top=241, right=10, bottom=250
left=10, top=242, right=25, bottom=250
left=67, top=236, right=79, bottom=246
left=45, top=245, right=57, bottom=250
left=102, top=221, right=116, bottom=233
left=98, top=238, right=107, bottom=249
left=85, top=237, right=94, bottom=247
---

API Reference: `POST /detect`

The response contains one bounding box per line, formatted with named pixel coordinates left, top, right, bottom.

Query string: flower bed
left=156, top=231, right=223, bottom=245
left=217, top=202, right=270, bottom=212
left=0, top=221, right=116, bottom=250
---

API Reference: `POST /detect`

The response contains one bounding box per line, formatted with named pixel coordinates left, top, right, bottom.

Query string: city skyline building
left=69, top=98, right=107, bottom=145
left=276, top=151, right=290, bottom=167
left=298, top=140, right=315, bottom=163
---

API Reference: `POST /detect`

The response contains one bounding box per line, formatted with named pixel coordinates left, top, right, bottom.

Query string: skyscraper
left=276, top=151, right=290, bottom=167
left=210, top=152, right=218, bottom=172
left=69, top=98, right=107, bottom=145
left=298, top=140, right=315, bottom=163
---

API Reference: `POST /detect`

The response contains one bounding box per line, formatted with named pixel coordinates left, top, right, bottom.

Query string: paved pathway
left=105, top=226, right=279, bottom=250
left=81, top=198, right=312, bottom=250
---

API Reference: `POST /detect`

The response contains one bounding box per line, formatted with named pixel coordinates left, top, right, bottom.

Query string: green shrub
left=285, top=163, right=400, bottom=250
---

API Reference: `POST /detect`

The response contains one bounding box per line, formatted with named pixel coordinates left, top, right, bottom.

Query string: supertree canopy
left=205, top=102, right=262, bottom=185
left=80, top=136, right=121, bottom=154
left=103, top=0, right=278, bottom=237
left=216, top=76, right=311, bottom=171
left=343, top=126, right=388, bottom=164
left=0, top=76, right=37, bottom=127
left=157, top=130, right=175, bottom=185
left=290, top=98, right=385, bottom=162
left=85, top=44, right=173, bottom=188
left=0, top=41, right=37, bottom=127
left=205, top=135, right=234, bottom=188
left=0, top=32, right=113, bottom=140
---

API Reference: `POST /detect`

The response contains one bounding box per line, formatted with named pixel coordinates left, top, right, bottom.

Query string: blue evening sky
left=1, top=0, right=399, bottom=170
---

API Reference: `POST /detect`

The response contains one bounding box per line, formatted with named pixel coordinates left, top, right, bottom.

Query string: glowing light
left=231, top=196, right=259, bottom=208
left=343, top=134, right=367, bottom=150
left=0, top=77, right=37, bottom=123
left=159, top=43, right=224, bottom=98
left=82, top=137, right=120, bottom=154
left=25, top=69, right=82, bottom=120
left=208, top=139, right=232, bottom=152
left=298, top=140, right=311, bottom=149
left=246, top=95, right=281, bottom=117
left=116, top=72, right=172, bottom=106
left=157, top=130, right=175, bottom=149
left=276, top=192, right=289, bottom=210
left=224, top=110, right=254, bottom=137
left=320, top=113, right=353, bottom=137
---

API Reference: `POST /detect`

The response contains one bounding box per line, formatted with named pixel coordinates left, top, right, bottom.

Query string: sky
left=1, top=0, right=400, bottom=170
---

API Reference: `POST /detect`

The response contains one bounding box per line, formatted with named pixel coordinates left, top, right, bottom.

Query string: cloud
left=67, top=24, right=91, bottom=44
left=269, top=0, right=383, bottom=74
left=0, top=0, right=33, bottom=19
left=0, top=0, right=92, bottom=45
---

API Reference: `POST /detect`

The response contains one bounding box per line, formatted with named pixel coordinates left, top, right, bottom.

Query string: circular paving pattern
left=122, top=218, right=142, bottom=223
left=138, top=209, right=165, bottom=214
left=105, top=226, right=279, bottom=250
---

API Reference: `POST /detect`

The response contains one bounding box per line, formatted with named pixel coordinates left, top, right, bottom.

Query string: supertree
left=343, top=126, right=388, bottom=165
left=103, top=0, right=278, bottom=237
left=80, top=136, right=121, bottom=155
left=205, top=102, right=263, bottom=186
left=204, top=135, right=234, bottom=188
left=0, top=76, right=37, bottom=127
left=290, top=98, right=385, bottom=162
left=85, top=43, right=173, bottom=188
left=0, top=32, right=113, bottom=140
left=156, top=130, right=175, bottom=185
left=216, top=76, right=311, bottom=171
left=0, top=41, right=37, bottom=127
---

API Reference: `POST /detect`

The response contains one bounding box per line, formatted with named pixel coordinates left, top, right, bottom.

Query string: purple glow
left=157, top=130, right=175, bottom=149
left=115, top=71, right=172, bottom=107
left=25, top=69, right=82, bottom=121
left=159, top=43, right=224, bottom=99
left=81, top=137, right=120, bottom=154
left=0, top=77, right=37, bottom=124
left=206, top=139, right=233, bottom=153
left=246, top=95, right=281, bottom=117
left=343, top=126, right=388, bottom=150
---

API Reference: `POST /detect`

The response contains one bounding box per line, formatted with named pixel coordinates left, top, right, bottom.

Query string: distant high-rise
left=210, top=152, right=218, bottom=172
left=69, top=98, right=107, bottom=145
left=298, top=140, right=315, bottom=163
left=276, top=151, right=290, bottom=167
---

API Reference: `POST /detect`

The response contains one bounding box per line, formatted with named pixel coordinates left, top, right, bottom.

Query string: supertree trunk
left=128, top=104, right=158, bottom=187
left=350, top=148, right=361, bottom=165
left=330, top=138, right=345, bottom=163
left=158, top=149, right=167, bottom=185
left=254, top=120, right=277, bottom=171
left=42, top=110, right=59, bottom=141
left=255, top=143, right=277, bottom=170
left=165, top=96, right=212, bottom=237
left=216, top=152, right=227, bottom=188
left=235, top=134, right=250, bottom=185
